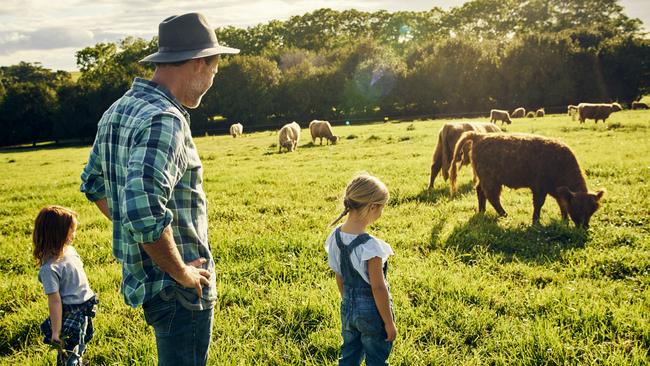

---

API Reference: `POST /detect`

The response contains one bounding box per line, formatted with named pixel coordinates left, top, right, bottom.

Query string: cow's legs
left=484, top=184, right=506, bottom=216
left=532, top=190, right=546, bottom=224
left=429, top=159, right=443, bottom=190
left=554, top=196, right=569, bottom=221
left=477, top=185, right=487, bottom=213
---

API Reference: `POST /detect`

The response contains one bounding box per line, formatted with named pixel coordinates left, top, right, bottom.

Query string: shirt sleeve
left=324, top=230, right=341, bottom=275
left=120, top=112, right=188, bottom=244
left=80, top=136, right=107, bottom=202
left=359, top=238, right=394, bottom=263
left=38, top=264, right=60, bottom=295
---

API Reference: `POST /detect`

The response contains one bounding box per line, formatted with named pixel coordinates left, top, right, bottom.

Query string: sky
left=1, top=0, right=648, bottom=71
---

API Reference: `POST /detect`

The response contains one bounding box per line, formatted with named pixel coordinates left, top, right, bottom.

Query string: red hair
left=32, top=205, right=77, bottom=266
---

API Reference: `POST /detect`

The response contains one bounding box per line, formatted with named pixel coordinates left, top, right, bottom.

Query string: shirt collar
left=131, top=77, right=190, bottom=120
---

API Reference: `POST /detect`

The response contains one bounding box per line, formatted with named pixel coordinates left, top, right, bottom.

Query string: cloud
left=0, top=0, right=645, bottom=71
left=0, top=27, right=94, bottom=55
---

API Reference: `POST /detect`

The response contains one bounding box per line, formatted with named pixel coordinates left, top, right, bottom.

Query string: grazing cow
left=428, top=122, right=501, bottom=189
left=567, top=105, right=578, bottom=120
left=526, top=111, right=535, bottom=118
left=229, top=123, right=243, bottom=138
left=449, top=132, right=605, bottom=226
left=309, top=120, right=339, bottom=145
left=577, top=103, right=622, bottom=123
left=631, top=101, right=649, bottom=110
left=536, top=108, right=545, bottom=117
left=278, top=122, right=301, bottom=152
left=428, top=122, right=502, bottom=190
left=490, top=109, right=512, bottom=125
left=511, top=107, right=526, bottom=118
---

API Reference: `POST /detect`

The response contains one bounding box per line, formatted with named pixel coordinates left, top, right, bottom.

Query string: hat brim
left=140, top=45, right=240, bottom=63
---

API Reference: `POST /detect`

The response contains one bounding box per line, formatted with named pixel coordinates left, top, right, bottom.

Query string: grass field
left=0, top=111, right=649, bottom=365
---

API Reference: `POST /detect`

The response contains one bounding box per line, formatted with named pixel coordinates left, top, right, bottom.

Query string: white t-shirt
left=324, top=226, right=394, bottom=285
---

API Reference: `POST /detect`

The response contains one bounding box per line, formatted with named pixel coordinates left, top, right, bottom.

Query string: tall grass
left=0, top=111, right=648, bottom=365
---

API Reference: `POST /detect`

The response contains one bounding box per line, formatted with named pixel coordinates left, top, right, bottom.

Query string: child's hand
left=385, top=322, right=397, bottom=342
left=51, top=332, right=63, bottom=345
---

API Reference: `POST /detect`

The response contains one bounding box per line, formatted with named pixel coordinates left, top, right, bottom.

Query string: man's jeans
left=143, top=293, right=214, bottom=366
left=339, top=292, right=393, bottom=366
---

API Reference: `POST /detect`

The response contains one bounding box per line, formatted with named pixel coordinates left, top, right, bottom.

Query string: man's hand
left=141, top=227, right=213, bottom=298
left=173, top=258, right=211, bottom=298
left=385, top=321, right=397, bottom=342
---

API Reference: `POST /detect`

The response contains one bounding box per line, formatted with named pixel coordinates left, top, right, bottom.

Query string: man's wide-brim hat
left=140, top=12, right=239, bottom=63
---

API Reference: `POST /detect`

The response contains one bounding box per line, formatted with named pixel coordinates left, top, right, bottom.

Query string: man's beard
left=185, top=78, right=211, bottom=109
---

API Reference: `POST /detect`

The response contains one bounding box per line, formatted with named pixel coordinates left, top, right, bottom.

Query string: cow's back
left=472, top=134, right=582, bottom=191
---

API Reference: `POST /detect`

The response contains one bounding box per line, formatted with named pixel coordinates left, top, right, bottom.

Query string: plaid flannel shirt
left=80, top=78, right=215, bottom=310
left=41, top=296, right=98, bottom=346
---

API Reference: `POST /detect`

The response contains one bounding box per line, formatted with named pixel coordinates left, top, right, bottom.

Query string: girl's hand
left=51, top=332, right=63, bottom=345
left=385, top=321, right=397, bottom=342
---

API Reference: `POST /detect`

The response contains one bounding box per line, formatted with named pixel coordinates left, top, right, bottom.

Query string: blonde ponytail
left=329, top=172, right=389, bottom=227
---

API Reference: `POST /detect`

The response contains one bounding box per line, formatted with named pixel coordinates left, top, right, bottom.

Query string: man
left=80, top=13, right=238, bottom=365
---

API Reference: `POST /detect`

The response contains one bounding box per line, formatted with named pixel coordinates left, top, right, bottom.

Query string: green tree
left=599, top=36, right=650, bottom=103
left=208, top=56, right=281, bottom=127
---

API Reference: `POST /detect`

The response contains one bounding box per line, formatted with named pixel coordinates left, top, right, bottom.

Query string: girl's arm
left=335, top=273, right=344, bottom=297
left=47, top=292, right=63, bottom=344
left=368, top=257, right=397, bottom=342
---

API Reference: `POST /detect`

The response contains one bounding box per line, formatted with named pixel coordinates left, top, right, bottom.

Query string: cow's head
left=558, top=186, right=605, bottom=227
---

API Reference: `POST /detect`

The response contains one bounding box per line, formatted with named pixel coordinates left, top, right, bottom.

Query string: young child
left=325, top=173, right=397, bottom=366
left=33, top=205, right=98, bottom=366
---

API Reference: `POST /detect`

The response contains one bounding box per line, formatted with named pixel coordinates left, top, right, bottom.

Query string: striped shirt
left=80, top=78, right=215, bottom=310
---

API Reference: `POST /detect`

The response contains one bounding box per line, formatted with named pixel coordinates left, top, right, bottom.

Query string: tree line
left=1, top=0, right=649, bottom=147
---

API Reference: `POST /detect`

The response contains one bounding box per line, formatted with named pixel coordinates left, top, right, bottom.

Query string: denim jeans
left=143, top=293, right=214, bottom=366
left=339, top=290, right=393, bottom=366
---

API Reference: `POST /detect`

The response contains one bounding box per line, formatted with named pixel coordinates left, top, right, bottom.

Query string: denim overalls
left=335, top=227, right=393, bottom=366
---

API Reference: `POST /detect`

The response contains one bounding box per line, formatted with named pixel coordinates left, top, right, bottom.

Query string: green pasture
left=0, top=111, right=648, bottom=365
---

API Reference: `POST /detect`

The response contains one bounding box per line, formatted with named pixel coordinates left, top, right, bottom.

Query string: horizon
left=0, top=0, right=648, bottom=72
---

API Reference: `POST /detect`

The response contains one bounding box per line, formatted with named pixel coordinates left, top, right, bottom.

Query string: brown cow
left=631, top=101, right=649, bottom=110
left=567, top=105, right=578, bottom=120
left=577, top=103, right=622, bottom=123
left=449, top=132, right=604, bottom=226
left=490, top=109, right=512, bottom=125
left=309, top=120, right=339, bottom=145
left=511, top=107, right=526, bottom=118
left=428, top=122, right=502, bottom=190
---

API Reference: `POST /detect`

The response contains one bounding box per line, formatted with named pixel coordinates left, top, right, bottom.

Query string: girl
left=33, top=205, right=98, bottom=366
left=325, top=173, right=396, bottom=366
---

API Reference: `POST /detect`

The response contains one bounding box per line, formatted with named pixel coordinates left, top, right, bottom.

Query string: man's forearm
left=94, top=198, right=111, bottom=220
left=141, top=225, right=187, bottom=281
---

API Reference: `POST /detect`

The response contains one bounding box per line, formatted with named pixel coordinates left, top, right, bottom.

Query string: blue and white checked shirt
left=80, top=78, right=215, bottom=310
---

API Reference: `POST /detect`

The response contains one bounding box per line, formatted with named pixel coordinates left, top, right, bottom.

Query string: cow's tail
left=449, top=132, right=477, bottom=195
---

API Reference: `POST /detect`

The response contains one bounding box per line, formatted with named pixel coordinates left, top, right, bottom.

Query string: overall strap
left=335, top=227, right=372, bottom=251
left=335, top=227, right=373, bottom=289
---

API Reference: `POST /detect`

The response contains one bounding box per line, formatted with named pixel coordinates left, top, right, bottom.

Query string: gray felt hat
left=140, top=12, right=239, bottom=63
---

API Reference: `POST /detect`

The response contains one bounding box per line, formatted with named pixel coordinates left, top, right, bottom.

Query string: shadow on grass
left=0, top=140, right=90, bottom=154
left=389, top=181, right=474, bottom=206
left=437, top=213, right=588, bottom=264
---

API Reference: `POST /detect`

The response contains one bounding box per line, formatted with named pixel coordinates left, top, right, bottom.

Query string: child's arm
left=368, top=257, right=397, bottom=342
left=47, top=292, right=63, bottom=344
left=335, top=273, right=344, bottom=297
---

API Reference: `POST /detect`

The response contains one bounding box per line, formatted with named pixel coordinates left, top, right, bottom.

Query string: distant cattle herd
left=226, top=100, right=646, bottom=227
